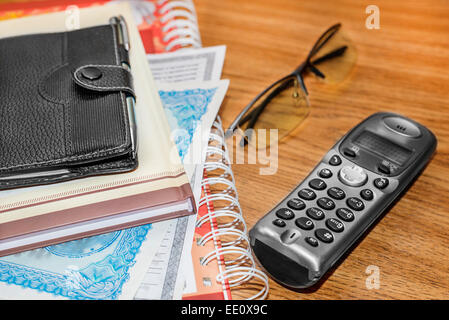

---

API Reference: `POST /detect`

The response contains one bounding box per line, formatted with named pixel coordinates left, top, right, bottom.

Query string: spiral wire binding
left=158, top=0, right=202, bottom=51
left=197, top=116, right=269, bottom=300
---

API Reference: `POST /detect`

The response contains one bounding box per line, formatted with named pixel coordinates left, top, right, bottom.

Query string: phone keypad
left=269, top=159, right=386, bottom=248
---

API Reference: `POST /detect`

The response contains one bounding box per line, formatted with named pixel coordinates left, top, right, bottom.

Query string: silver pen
left=111, top=16, right=137, bottom=159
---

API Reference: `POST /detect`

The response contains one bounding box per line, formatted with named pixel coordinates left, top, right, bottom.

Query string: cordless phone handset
left=249, top=112, right=437, bottom=289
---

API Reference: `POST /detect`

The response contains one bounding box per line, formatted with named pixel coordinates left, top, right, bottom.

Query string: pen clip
left=110, top=15, right=131, bottom=71
left=118, top=15, right=130, bottom=52
left=109, top=16, right=130, bottom=51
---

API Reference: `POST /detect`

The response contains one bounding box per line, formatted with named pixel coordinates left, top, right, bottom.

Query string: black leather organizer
left=0, top=16, right=138, bottom=190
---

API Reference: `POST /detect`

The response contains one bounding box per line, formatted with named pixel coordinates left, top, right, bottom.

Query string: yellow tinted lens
left=237, top=77, right=310, bottom=149
left=310, top=30, right=357, bottom=84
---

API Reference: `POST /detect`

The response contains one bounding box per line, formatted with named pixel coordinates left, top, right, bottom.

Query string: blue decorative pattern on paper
left=0, top=225, right=152, bottom=300
left=45, top=231, right=121, bottom=258
left=159, top=88, right=217, bottom=160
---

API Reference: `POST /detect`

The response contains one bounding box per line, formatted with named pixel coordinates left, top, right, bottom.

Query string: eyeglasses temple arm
left=225, top=75, right=294, bottom=137
left=307, top=23, right=341, bottom=60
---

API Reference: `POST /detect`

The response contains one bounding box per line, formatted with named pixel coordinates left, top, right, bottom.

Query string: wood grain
left=195, top=0, right=449, bottom=299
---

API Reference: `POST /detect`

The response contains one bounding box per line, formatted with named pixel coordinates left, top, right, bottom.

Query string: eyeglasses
left=226, top=23, right=356, bottom=149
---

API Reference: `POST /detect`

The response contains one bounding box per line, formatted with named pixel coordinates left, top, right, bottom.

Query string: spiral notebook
left=183, top=117, right=269, bottom=300
left=0, top=0, right=269, bottom=300
left=0, top=0, right=201, bottom=54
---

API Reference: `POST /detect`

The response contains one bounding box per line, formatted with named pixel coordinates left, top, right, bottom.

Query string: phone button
left=326, top=218, right=344, bottom=233
left=317, top=197, right=336, bottom=210
left=273, top=219, right=286, bottom=228
left=305, top=237, right=319, bottom=247
left=287, top=198, right=306, bottom=210
left=346, top=197, right=365, bottom=211
left=298, top=188, right=317, bottom=200
left=315, top=228, right=334, bottom=243
left=336, top=208, right=355, bottom=222
left=275, top=208, right=295, bottom=220
left=374, top=177, right=389, bottom=189
left=329, top=155, right=342, bottom=166
left=339, top=165, right=368, bottom=187
left=378, top=163, right=391, bottom=174
left=309, top=178, right=327, bottom=190
left=328, top=187, right=346, bottom=200
left=360, top=189, right=374, bottom=200
left=318, top=168, right=333, bottom=178
left=343, top=148, right=356, bottom=157
left=306, top=207, right=325, bottom=220
left=295, top=217, right=314, bottom=230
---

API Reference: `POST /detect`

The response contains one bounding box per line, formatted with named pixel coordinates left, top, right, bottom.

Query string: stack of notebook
left=0, top=0, right=268, bottom=300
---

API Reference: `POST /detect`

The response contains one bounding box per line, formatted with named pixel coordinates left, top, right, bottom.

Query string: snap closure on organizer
left=81, top=66, right=102, bottom=80
left=73, top=64, right=135, bottom=96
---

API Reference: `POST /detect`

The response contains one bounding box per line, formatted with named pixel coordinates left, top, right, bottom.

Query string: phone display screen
left=354, top=131, right=412, bottom=165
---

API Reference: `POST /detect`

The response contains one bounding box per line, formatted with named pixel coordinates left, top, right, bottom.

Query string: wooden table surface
left=195, top=0, right=449, bottom=299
